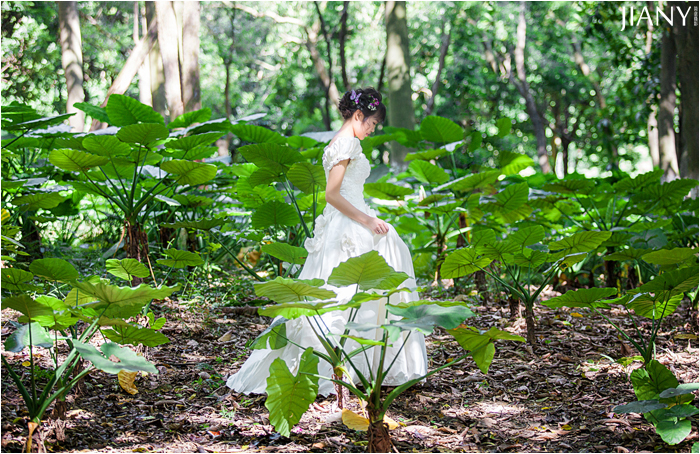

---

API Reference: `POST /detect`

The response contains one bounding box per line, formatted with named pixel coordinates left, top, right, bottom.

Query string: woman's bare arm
left=325, top=159, right=388, bottom=234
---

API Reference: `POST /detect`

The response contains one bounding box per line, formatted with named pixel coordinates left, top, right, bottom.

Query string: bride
left=226, top=87, right=428, bottom=396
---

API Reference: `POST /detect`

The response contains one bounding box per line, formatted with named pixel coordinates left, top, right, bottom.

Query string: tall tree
left=509, top=1, right=550, bottom=173
left=146, top=1, right=166, bottom=117
left=182, top=1, right=201, bottom=113
left=672, top=0, right=698, bottom=190
left=155, top=0, right=184, bottom=120
left=57, top=1, right=85, bottom=132
left=425, top=16, right=451, bottom=116
left=658, top=2, right=679, bottom=180
left=385, top=0, right=415, bottom=170
left=339, top=1, right=350, bottom=91
left=135, top=1, right=152, bottom=106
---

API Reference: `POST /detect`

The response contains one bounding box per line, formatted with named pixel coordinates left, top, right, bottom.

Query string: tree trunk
left=525, top=302, right=536, bottom=345
left=377, top=50, right=387, bottom=92
left=367, top=408, right=392, bottom=453
left=672, top=1, right=698, bottom=193
left=58, top=1, right=85, bottom=132
left=510, top=1, right=550, bottom=173
left=508, top=294, right=520, bottom=320
left=314, top=2, right=333, bottom=130
left=182, top=1, right=201, bottom=113
left=155, top=0, right=184, bottom=121
left=475, top=270, right=489, bottom=303
left=425, top=19, right=450, bottom=116
left=385, top=1, right=415, bottom=171
left=89, top=17, right=158, bottom=130
left=135, top=2, right=152, bottom=106
left=125, top=220, right=148, bottom=286
left=305, top=20, right=340, bottom=130
left=658, top=2, right=679, bottom=181
left=146, top=1, right=166, bottom=117
left=339, top=1, right=350, bottom=91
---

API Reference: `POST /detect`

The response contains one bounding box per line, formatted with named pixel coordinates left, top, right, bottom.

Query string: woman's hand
left=365, top=217, right=390, bottom=235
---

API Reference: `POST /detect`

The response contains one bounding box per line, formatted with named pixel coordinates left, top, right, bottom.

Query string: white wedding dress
left=226, top=137, right=428, bottom=396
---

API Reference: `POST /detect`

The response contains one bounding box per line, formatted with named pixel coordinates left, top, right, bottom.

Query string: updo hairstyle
left=338, top=87, right=386, bottom=123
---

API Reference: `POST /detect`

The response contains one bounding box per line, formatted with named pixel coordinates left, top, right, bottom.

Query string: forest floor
left=1, top=281, right=698, bottom=453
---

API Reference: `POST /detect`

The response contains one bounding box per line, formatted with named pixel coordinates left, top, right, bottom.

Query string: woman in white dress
left=226, top=88, right=428, bottom=397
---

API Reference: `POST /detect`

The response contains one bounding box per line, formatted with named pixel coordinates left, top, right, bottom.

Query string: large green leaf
left=105, top=94, right=164, bottom=126
left=479, top=240, right=520, bottom=258
left=327, top=250, right=408, bottom=291
left=254, top=277, right=336, bottom=304
left=495, top=182, right=529, bottom=211
left=261, top=243, right=308, bottom=265
left=160, top=159, right=218, bottom=186
left=542, top=287, right=617, bottom=308
left=251, top=200, right=299, bottom=229
left=499, top=151, right=534, bottom=175
left=364, top=182, right=413, bottom=200
left=631, top=360, right=679, bottom=401
left=20, top=296, right=77, bottom=329
left=286, top=135, right=319, bottom=149
left=496, top=117, right=512, bottom=138
left=167, top=108, right=212, bottom=129
left=2, top=295, right=55, bottom=321
left=641, top=179, right=698, bottom=201
left=106, top=259, right=150, bottom=281
left=71, top=282, right=179, bottom=317
left=257, top=300, right=357, bottom=319
left=448, top=326, right=525, bottom=374
left=656, top=419, right=692, bottom=445
left=0, top=268, right=35, bottom=291
left=73, top=102, right=110, bottom=124
left=3, top=113, right=74, bottom=131
left=408, top=160, right=450, bottom=185
left=657, top=404, right=699, bottom=418
left=441, top=248, right=492, bottom=279
left=157, top=249, right=205, bottom=268
left=605, top=248, right=652, bottom=261
left=642, top=248, right=697, bottom=266
left=287, top=162, right=326, bottom=193
left=4, top=322, right=54, bottom=352
left=510, top=225, right=545, bottom=248
left=49, top=149, right=109, bottom=172
left=102, top=325, right=169, bottom=347
left=634, top=266, right=699, bottom=299
left=116, top=123, right=169, bottom=144
left=238, top=143, right=303, bottom=173
left=386, top=303, right=476, bottom=333
left=613, top=400, right=667, bottom=414
left=544, top=179, right=595, bottom=194
left=165, top=132, right=224, bottom=151
left=251, top=317, right=288, bottom=350
left=172, top=195, right=214, bottom=207
left=548, top=231, right=612, bottom=255
left=509, top=249, right=549, bottom=269
left=265, top=347, right=319, bottom=437
left=82, top=134, right=132, bottom=157
left=161, top=218, right=225, bottom=230
left=248, top=167, right=282, bottom=187
left=29, top=258, right=79, bottom=282
left=230, top=124, right=287, bottom=144
left=626, top=293, right=682, bottom=320
left=420, top=116, right=463, bottom=144
left=73, top=340, right=158, bottom=374
left=404, top=148, right=448, bottom=162
left=444, top=170, right=500, bottom=193
left=13, top=192, right=66, bottom=210
left=613, top=169, right=663, bottom=193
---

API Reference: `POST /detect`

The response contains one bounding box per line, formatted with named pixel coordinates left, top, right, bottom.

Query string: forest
left=0, top=1, right=698, bottom=453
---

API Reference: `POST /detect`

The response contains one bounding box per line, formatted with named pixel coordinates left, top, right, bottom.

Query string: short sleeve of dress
left=322, top=138, right=362, bottom=172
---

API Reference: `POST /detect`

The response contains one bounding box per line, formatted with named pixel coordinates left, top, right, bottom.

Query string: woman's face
left=352, top=112, right=379, bottom=140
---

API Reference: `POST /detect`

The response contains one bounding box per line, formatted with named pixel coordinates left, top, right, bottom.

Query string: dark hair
left=338, top=87, right=386, bottom=123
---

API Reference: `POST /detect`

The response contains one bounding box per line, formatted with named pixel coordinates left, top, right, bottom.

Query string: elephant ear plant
left=543, top=247, right=699, bottom=446
left=441, top=224, right=612, bottom=344
left=248, top=250, right=524, bottom=453
left=1, top=258, right=177, bottom=452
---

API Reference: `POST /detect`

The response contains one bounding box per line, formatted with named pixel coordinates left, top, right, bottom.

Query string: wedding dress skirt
left=226, top=137, right=428, bottom=396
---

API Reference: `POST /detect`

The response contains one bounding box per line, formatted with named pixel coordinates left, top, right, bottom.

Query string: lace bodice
left=321, top=137, right=370, bottom=211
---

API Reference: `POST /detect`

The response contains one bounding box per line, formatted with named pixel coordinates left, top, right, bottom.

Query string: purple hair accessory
left=350, top=90, right=360, bottom=104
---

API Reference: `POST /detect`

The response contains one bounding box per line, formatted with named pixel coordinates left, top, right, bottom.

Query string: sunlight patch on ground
left=472, top=401, right=528, bottom=417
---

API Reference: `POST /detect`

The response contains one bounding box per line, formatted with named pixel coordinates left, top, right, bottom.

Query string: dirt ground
left=2, top=287, right=698, bottom=453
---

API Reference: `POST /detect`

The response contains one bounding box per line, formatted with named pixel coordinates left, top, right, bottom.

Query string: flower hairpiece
left=350, top=90, right=361, bottom=104
left=367, top=96, right=379, bottom=111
